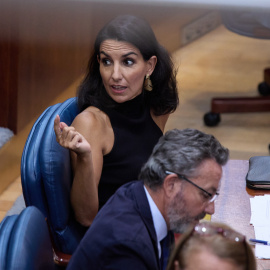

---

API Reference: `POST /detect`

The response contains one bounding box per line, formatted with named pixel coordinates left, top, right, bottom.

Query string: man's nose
left=204, top=201, right=215, bottom=215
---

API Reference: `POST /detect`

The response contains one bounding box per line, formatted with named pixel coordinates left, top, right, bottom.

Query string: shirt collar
left=144, top=186, right=168, bottom=243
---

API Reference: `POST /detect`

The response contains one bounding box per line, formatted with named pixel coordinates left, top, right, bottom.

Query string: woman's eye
left=101, top=58, right=111, bottom=66
left=123, top=58, right=134, bottom=66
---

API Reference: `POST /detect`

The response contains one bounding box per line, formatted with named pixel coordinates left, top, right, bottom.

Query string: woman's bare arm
left=54, top=109, right=113, bottom=227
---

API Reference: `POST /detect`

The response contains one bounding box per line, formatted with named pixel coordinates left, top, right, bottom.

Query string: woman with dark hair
left=54, top=14, right=179, bottom=227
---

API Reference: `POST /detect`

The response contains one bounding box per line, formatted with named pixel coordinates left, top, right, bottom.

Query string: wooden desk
left=212, top=159, right=270, bottom=270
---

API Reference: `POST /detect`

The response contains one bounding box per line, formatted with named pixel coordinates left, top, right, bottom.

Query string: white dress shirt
left=144, top=186, right=168, bottom=258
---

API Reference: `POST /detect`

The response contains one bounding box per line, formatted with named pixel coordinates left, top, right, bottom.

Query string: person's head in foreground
left=166, top=222, right=256, bottom=270
left=140, top=128, right=229, bottom=233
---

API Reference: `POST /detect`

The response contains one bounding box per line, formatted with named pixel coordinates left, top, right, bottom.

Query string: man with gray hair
left=67, top=128, right=229, bottom=270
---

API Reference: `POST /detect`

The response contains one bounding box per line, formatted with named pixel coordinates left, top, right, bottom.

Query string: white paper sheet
left=250, top=195, right=270, bottom=259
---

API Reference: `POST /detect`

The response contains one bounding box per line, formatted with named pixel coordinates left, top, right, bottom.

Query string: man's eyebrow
left=208, top=187, right=218, bottom=194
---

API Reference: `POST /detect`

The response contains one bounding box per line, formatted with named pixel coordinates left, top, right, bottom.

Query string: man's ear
left=146, top=56, right=157, bottom=76
left=163, top=173, right=180, bottom=198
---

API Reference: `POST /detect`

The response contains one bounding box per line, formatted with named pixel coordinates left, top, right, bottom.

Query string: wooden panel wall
left=0, top=2, right=19, bottom=133
left=0, top=1, right=212, bottom=133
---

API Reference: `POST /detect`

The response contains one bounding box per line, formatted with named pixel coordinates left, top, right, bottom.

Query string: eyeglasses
left=194, top=222, right=245, bottom=242
left=165, top=170, right=219, bottom=203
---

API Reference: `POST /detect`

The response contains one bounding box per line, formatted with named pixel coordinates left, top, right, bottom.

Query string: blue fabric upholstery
left=0, top=215, right=17, bottom=269
left=21, top=97, right=86, bottom=254
left=0, top=206, right=55, bottom=270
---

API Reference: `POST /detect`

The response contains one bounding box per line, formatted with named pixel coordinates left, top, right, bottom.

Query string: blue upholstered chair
left=21, top=97, right=87, bottom=266
left=0, top=206, right=55, bottom=270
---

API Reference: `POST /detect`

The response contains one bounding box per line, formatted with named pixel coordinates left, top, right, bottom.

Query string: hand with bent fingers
left=54, top=115, right=91, bottom=155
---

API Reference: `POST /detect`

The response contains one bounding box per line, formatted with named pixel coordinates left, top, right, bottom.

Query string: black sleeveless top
left=96, top=93, right=163, bottom=208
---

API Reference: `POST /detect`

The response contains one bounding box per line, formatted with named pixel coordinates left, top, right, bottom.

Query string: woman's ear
left=97, top=55, right=100, bottom=64
left=147, top=56, right=157, bottom=75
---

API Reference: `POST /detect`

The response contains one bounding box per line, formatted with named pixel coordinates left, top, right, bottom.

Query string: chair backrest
left=0, top=206, right=55, bottom=270
left=0, top=215, right=17, bottom=269
left=21, top=97, right=86, bottom=255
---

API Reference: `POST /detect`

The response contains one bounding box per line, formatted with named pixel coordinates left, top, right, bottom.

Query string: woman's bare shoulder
left=71, top=106, right=113, bottom=153
left=72, top=106, right=110, bottom=129
left=150, top=111, right=170, bottom=133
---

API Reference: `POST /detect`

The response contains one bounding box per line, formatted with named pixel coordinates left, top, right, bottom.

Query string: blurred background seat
left=0, top=206, right=55, bottom=270
left=204, top=10, right=270, bottom=127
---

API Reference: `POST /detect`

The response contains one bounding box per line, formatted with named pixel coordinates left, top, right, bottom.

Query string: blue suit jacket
left=67, top=180, right=173, bottom=270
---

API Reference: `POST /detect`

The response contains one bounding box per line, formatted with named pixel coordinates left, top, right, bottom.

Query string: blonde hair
left=166, top=222, right=256, bottom=270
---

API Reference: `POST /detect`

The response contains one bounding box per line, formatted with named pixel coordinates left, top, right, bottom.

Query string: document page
left=250, top=195, right=270, bottom=259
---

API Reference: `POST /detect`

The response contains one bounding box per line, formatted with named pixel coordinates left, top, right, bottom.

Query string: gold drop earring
left=144, top=74, right=153, bottom=91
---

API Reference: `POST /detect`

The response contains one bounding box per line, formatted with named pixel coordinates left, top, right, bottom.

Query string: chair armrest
left=53, top=248, right=72, bottom=267
left=46, top=218, right=72, bottom=267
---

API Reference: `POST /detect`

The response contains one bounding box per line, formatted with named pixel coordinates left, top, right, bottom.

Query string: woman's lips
left=111, top=85, right=127, bottom=93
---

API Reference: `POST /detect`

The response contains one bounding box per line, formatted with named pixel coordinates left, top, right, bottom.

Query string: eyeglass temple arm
left=165, top=170, right=213, bottom=197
